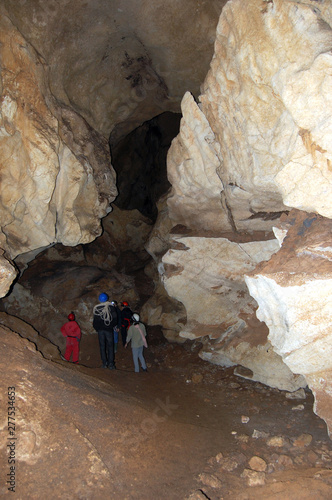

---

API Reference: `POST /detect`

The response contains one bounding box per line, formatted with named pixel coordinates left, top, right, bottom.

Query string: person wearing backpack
left=61, top=312, right=81, bottom=364
left=125, top=313, right=148, bottom=373
left=120, top=300, right=133, bottom=346
left=93, top=293, right=119, bottom=369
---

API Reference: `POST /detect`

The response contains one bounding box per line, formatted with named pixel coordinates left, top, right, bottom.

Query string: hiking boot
left=108, top=364, right=116, bottom=370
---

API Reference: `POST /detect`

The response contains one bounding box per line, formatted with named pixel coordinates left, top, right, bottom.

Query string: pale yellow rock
left=161, top=234, right=305, bottom=390
left=306, top=369, right=332, bottom=438
left=241, top=469, right=265, bottom=487
left=292, top=433, right=313, bottom=448
left=167, top=92, right=227, bottom=232
left=199, top=0, right=332, bottom=224
left=198, top=473, right=222, bottom=489
left=0, top=250, right=17, bottom=298
left=0, top=14, right=117, bottom=259
left=266, top=436, right=288, bottom=448
left=248, top=455, right=267, bottom=472
left=245, top=275, right=332, bottom=375
left=162, top=0, right=332, bottom=409
left=162, top=236, right=279, bottom=330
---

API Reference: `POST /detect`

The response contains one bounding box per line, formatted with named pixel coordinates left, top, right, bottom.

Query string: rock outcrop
left=246, top=210, right=332, bottom=435
left=152, top=0, right=332, bottom=420
left=0, top=11, right=117, bottom=261
left=0, top=251, right=17, bottom=297
left=161, top=230, right=307, bottom=391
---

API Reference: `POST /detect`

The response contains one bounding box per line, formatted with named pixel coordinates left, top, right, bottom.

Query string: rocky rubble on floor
left=186, top=430, right=332, bottom=499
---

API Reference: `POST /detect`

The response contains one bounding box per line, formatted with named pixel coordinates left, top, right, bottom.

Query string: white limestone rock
left=162, top=236, right=279, bottom=337
left=0, top=14, right=117, bottom=260
left=160, top=234, right=305, bottom=389
left=0, top=249, right=17, bottom=298
left=164, top=0, right=332, bottom=422
left=199, top=0, right=332, bottom=224
left=246, top=275, right=332, bottom=375
left=167, top=92, right=227, bottom=233
left=245, top=211, right=332, bottom=434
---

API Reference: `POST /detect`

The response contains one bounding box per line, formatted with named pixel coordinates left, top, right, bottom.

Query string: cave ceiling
left=3, top=0, right=227, bottom=145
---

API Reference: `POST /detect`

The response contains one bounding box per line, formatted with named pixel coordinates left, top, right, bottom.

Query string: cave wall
left=153, top=0, right=332, bottom=430
left=0, top=10, right=117, bottom=262
left=0, top=0, right=332, bottom=433
left=0, top=0, right=225, bottom=289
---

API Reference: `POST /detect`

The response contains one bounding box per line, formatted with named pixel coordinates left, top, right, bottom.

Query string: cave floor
left=71, top=326, right=332, bottom=500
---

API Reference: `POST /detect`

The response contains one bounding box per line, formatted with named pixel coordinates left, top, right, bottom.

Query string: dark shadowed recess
left=111, top=111, right=181, bottom=221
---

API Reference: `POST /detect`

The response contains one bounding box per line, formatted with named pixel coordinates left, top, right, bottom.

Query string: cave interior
left=1, top=0, right=332, bottom=498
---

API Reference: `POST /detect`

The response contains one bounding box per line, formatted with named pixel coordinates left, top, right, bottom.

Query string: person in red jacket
left=61, top=312, right=82, bottom=364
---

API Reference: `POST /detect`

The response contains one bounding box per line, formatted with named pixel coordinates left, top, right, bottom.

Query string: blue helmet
left=99, top=293, right=108, bottom=303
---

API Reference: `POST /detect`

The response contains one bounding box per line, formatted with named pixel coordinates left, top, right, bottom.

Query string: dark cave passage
left=111, top=111, right=181, bottom=222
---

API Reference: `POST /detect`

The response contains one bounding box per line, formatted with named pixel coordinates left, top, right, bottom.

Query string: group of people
left=60, top=293, right=147, bottom=373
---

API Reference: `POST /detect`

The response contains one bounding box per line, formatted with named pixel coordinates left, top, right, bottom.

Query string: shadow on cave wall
left=111, top=111, right=181, bottom=221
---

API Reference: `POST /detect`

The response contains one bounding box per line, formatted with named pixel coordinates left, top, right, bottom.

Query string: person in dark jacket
left=111, top=300, right=121, bottom=353
left=93, top=293, right=119, bottom=369
left=120, top=300, right=133, bottom=346
left=61, top=312, right=81, bottom=364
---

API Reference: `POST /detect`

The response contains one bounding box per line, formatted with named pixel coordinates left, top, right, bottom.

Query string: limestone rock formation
left=201, top=0, right=332, bottom=223
left=159, top=0, right=332, bottom=401
left=0, top=251, right=17, bottom=297
left=0, top=0, right=226, bottom=295
left=160, top=230, right=306, bottom=390
left=0, top=0, right=332, bottom=436
left=0, top=11, right=117, bottom=261
left=141, top=195, right=188, bottom=342
left=246, top=210, right=332, bottom=435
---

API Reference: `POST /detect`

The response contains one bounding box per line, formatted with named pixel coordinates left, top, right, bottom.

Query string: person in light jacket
left=125, top=313, right=148, bottom=373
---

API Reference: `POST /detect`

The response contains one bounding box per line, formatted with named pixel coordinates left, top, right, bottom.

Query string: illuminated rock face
left=0, top=13, right=117, bottom=261
left=168, top=0, right=332, bottom=233
left=246, top=210, right=332, bottom=435
left=0, top=251, right=17, bottom=298
left=161, top=0, right=332, bottom=404
left=161, top=232, right=307, bottom=391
